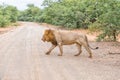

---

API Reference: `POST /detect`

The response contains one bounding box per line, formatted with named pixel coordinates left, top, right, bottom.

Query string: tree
left=18, top=4, right=41, bottom=22
left=5, top=5, right=18, bottom=22
left=89, top=0, right=120, bottom=41
left=0, top=4, right=18, bottom=27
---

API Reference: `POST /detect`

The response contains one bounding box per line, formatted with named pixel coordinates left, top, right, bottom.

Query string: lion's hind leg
left=83, top=44, right=92, bottom=58
left=74, top=44, right=82, bottom=56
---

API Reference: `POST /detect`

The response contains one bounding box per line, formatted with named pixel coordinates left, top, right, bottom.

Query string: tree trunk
left=113, top=30, right=116, bottom=41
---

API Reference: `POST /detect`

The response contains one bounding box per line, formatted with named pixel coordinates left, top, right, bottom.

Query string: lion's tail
left=85, top=35, right=99, bottom=50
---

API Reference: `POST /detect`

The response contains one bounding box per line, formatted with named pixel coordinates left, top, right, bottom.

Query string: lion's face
left=42, top=29, right=56, bottom=42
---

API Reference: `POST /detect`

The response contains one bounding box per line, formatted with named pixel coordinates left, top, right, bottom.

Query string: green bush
left=0, top=15, right=10, bottom=27
left=0, top=4, right=18, bottom=27
left=18, top=4, right=41, bottom=22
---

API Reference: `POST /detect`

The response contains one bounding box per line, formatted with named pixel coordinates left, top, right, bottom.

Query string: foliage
left=0, top=4, right=18, bottom=27
left=41, top=0, right=90, bottom=28
left=90, top=0, right=120, bottom=41
left=18, top=4, right=41, bottom=22
left=0, top=0, right=120, bottom=41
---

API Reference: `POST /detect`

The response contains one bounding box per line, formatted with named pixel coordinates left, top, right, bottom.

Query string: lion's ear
left=45, top=29, right=53, bottom=35
left=45, top=29, right=50, bottom=35
left=48, top=29, right=52, bottom=32
left=48, top=29, right=53, bottom=33
left=49, top=29, right=54, bottom=34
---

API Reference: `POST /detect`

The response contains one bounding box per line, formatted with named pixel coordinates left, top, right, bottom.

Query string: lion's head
left=42, top=29, right=57, bottom=44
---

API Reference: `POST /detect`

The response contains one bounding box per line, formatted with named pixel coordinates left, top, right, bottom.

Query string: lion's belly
left=62, top=40, right=77, bottom=45
left=61, top=34, right=78, bottom=45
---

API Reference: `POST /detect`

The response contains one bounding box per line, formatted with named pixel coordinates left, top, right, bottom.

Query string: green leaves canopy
left=0, top=4, right=18, bottom=27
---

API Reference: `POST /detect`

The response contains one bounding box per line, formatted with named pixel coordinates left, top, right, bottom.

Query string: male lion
left=41, top=29, right=98, bottom=58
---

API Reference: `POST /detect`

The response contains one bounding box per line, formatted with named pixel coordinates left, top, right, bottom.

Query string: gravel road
left=0, top=22, right=120, bottom=80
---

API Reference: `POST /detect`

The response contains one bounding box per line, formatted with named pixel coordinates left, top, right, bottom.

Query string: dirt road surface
left=0, top=22, right=120, bottom=80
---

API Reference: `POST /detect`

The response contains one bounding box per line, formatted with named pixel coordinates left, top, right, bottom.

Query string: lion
left=41, top=29, right=98, bottom=58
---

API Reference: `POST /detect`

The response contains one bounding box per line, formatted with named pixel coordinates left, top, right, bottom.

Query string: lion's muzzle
left=41, top=37, right=45, bottom=42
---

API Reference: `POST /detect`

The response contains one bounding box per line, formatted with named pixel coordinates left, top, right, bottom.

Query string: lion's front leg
left=46, top=44, right=57, bottom=55
left=58, top=43, right=63, bottom=56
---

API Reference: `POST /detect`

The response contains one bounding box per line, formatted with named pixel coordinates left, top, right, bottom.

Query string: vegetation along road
left=0, top=22, right=120, bottom=80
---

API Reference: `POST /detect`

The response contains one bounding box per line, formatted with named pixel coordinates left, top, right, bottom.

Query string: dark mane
left=48, top=30, right=58, bottom=45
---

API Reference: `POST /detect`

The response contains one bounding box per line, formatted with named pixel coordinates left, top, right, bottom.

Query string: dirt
left=0, top=27, right=14, bottom=34
left=0, top=22, right=120, bottom=80
left=0, top=25, right=18, bottom=35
